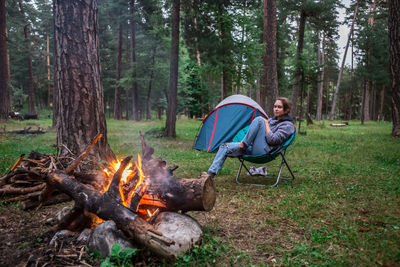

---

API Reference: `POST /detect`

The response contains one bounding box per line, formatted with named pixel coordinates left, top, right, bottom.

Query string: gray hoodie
left=265, top=115, right=295, bottom=153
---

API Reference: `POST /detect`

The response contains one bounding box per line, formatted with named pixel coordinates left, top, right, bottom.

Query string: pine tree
left=165, top=0, right=180, bottom=137
left=389, top=0, right=400, bottom=137
left=0, top=0, right=9, bottom=120
left=54, top=0, right=115, bottom=162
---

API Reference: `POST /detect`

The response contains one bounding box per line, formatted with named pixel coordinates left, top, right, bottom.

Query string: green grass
left=1, top=118, right=399, bottom=266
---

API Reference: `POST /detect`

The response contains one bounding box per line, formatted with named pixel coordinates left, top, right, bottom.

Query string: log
left=137, top=133, right=216, bottom=212
left=330, top=123, right=348, bottom=127
left=2, top=127, right=46, bottom=134
left=145, top=177, right=216, bottom=213
left=47, top=171, right=176, bottom=259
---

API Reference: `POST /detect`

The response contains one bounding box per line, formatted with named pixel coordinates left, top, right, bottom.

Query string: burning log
left=144, top=177, right=216, bottom=213
left=47, top=171, right=176, bottom=258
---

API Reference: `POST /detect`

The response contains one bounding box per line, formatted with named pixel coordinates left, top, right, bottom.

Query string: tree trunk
left=114, top=23, right=123, bottom=120
left=146, top=44, right=157, bottom=121
left=191, top=0, right=201, bottom=66
left=19, top=0, right=36, bottom=114
left=0, top=0, right=9, bottom=120
left=325, top=69, right=330, bottom=118
left=362, top=80, right=371, bottom=122
left=125, top=31, right=130, bottom=120
left=261, top=0, right=278, bottom=115
left=371, top=81, right=376, bottom=120
left=53, top=0, right=115, bottom=163
left=330, top=0, right=359, bottom=120
left=377, top=85, right=385, bottom=121
left=291, top=10, right=306, bottom=120
left=316, top=31, right=325, bottom=121
left=130, top=0, right=139, bottom=121
left=389, top=0, right=400, bottom=137
left=164, top=0, right=180, bottom=138
left=47, top=35, right=52, bottom=109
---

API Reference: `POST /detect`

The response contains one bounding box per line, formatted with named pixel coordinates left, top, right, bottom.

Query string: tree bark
left=0, top=0, right=9, bottom=120
left=53, top=0, right=115, bottom=163
left=377, top=85, right=385, bottom=121
left=362, top=80, right=371, bottom=123
left=47, top=35, right=52, bottom=109
left=130, top=0, right=139, bottom=121
left=261, top=0, right=278, bottom=115
left=114, top=23, right=123, bottom=120
left=146, top=44, right=157, bottom=120
left=164, top=0, right=180, bottom=137
left=389, top=0, right=400, bottom=137
left=330, top=0, right=359, bottom=120
left=316, top=31, right=325, bottom=121
left=291, top=10, right=306, bottom=120
left=19, top=0, right=36, bottom=114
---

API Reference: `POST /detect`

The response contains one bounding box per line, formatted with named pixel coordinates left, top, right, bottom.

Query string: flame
left=102, top=155, right=165, bottom=221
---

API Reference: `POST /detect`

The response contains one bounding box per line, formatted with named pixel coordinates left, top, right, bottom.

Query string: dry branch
left=11, top=154, right=26, bottom=171
left=0, top=183, right=45, bottom=195
left=65, top=133, right=103, bottom=174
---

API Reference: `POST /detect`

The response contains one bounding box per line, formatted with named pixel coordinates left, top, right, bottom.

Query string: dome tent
left=193, top=94, right=268, bottom=153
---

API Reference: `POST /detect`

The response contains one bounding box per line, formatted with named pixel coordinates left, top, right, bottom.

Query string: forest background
left=0, top=0, right=398, bottom=132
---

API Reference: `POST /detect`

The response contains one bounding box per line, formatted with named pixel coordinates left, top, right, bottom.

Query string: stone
left=49, top=230, right=76, bottom=247
left=153, top=212, right=203, bottom=257
left=77, top=228, right=92, bottom=244
left=87, top=220, right=136, bottom=258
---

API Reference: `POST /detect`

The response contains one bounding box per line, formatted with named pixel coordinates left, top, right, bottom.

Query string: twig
left=23, top=158, right=46, bottom=167
left=61, top=144, right=75, bottom=157
left=10, top=154, right=26, bottom=172
left=80, top=261, right=93, bottom=267
left=65, top=133, right=103, bottom=174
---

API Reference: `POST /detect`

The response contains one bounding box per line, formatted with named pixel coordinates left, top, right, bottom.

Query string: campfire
left=102, top=155, right=167, bottom=222
left=0, top=132, right=216, bottom=260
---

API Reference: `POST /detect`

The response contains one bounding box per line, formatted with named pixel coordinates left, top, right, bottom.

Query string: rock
left=49, top=230, right=76, bottom=247
left=77, top=228, right=92, bottom=244
left=56, top=205, right=73, bottom=223
left=153, top=212, right=203, bottom=257
left=87, top=220, right=136, bottom=258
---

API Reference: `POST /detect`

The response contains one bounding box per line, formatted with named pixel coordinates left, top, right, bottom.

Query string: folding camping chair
left=231, top=126, right=296, bottom=187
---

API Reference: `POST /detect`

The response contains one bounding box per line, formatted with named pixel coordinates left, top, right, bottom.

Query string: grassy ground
left=0, top=118, right=399, bottom=266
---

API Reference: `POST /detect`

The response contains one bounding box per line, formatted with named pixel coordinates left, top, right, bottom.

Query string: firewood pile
left=0, top=134, right=105, bottom=210
left=0, top=152, right=71, bottom=210
left=1, top=132, right=217, bottom=260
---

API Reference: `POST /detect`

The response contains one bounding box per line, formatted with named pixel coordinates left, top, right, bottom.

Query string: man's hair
left=276, top=97, right=291, bottom=115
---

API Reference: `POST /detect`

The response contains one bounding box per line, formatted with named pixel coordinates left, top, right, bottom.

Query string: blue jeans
left=208, top=117, right=267, bottom=174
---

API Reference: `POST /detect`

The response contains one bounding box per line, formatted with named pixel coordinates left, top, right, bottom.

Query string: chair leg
left=270, top=151, right=295, bottom=187
left=281, top=153, right=295, bottom=180
left=235, top=159, right=244, bottom=184
left=271, top=155, right=285, bottom=187
left=236, top=158, right=267, bottom=186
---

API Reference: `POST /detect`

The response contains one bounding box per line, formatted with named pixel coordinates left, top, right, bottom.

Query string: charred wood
left=47, top=171, right=176, bottom=259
